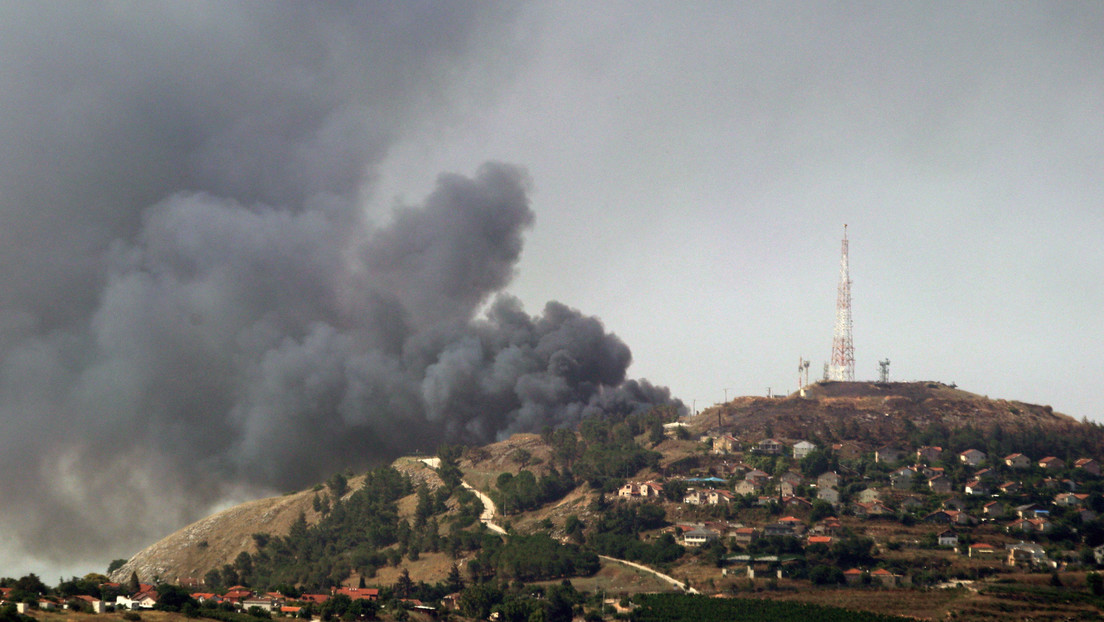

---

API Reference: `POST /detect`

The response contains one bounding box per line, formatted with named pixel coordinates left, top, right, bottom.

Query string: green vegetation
left=630, top=593, right=912, bottom=622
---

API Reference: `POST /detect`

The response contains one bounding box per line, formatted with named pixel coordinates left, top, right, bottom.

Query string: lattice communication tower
left=829, top=225, right=855, bottom=381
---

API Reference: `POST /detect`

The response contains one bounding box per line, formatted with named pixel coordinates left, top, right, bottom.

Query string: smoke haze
left=0, top=3, right=676, bottom=577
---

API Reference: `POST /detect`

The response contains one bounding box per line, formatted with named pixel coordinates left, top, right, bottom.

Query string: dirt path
left=422, top=456, right=694, bottom=590
left=420, top=457, right=507, bottom=535
left=598, top=555, right=699, bottom=594
left=462, top=482, right=507, bottom=534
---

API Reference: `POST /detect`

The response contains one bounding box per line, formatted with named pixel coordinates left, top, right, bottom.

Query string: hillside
left=691, top=381, right=1086, bottom=448
left=108, top=478, right=359, bottom=584
left=101, top=381, right=1104, bottom=621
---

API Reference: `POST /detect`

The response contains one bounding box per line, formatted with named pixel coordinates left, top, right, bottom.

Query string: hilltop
left=690, top=381, right=1087, bottom=451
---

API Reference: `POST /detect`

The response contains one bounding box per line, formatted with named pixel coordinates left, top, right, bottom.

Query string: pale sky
left=375, top=2, right=1104, bottom=417
left=0, top=0, right=1101, bottom=581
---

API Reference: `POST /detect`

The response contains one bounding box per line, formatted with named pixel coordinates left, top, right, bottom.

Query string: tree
left=126, top=572, right=140, bottom=595
left=394, top=569, right=414, bottom=599
left=328, top=473, right=349, bottom=499
left=107, top=559, right=128, bottom=575
left=446, top=563, right=464, bottom=593
left=1088, top=571, right=1103, bottom=596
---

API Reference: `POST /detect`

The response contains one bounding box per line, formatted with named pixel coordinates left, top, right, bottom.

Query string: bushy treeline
left=584, top=502, right=684, bottom=566
left=630, top=593, right=912, bottom=622
left=494, top=468, right=575, bottom=515
left=222, top=466, right=412, bottom=590
left=468, top=534, right=599, bottom=582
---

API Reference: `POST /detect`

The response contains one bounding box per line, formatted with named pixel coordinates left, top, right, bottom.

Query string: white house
left=682, top=527, right=720, bottom=547
left=793, top=440, right=816, bottom=460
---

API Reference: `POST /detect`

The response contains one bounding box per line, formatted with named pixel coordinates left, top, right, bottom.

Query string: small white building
left=793, top=441, right=816, bottom=460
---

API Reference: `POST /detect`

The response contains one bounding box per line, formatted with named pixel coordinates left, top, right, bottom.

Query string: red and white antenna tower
left=829, top=225, right=855, bottom=381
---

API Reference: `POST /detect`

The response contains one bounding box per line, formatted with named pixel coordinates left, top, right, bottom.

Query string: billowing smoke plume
left=0, top=4, right=677, bottom=575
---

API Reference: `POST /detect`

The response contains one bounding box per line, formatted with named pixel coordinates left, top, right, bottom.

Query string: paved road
left=598, top=555, right=699, bottom=594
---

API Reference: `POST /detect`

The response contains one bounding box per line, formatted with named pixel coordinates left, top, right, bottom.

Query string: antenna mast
left=878, top=358, right=890, bottom=383
left=829, top=225, right=855, bottom=381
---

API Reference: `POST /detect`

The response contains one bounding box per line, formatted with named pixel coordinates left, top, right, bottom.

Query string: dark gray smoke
left=0, top=3, right=677, bottom=576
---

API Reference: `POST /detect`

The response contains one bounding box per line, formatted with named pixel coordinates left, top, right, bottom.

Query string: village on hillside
left=619, top=423, right=1104, bottom=587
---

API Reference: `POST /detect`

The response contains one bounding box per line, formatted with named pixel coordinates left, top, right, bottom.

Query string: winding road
left=420, top=456, right=695, bottom=593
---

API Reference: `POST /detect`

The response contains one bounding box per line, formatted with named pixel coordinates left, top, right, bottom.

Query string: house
left=959, top=448, right=986, bottom=466
left=779, top=481, right=797, bottom=497
left=998, top=481, right=1021, bottom=495
left=707, top=489, right=735, bottom=505
left=1075, top=458, right=1101, bottom=476
left=920, top=465, right=944, bottom=479
left=1014, top=503, right=1045, bottom=518
left=937, top=529, right=958, bottom=548
left=757, top=438, right=784, bottom=455
left=812, top=517, right=843, bottom=536
left=817, top=487, right=840, bottom=506
left=898, top=496, right=924, bottom=513
left=1094, top=543, right=1104, bottom=565
left=779, top=471, right=803, bottom=487
left=1054, top=492, right=1090, bottom=507
left=735, top=480, right=758, bottom=496
left=843, top=568, right=865, bottom=585
left=924, top=510, right=974, bottom=526
left=243, top=596, right=279, bottom=612
left=831, top=441, right=864, bottom=462
left=793, top=440, right=817, bottom=460
left=817, top=471, right=840, bottom=490
left=1038, top=456, right=1065, bottom=470
left=1006, top=542, right=1052, bottom=568
left=778, top=515, right=807, bottom=534
left=732, top=527, right=759, bottom=545
left=1008, top=518, right=1051, bottom=534
left=298, top=594, right=330, bottom=605
left=875, top=446, right=905, bottom=464
left=682, top=527, right=720, bottom=547
left=890, top=466, right=917, bottom=489
left=974, top=467, right=997, bottom=481
left=70, top=595, right=105, bottom=614
left=871, top=568, right=898, bottom=587
left=852, top=500, right=893, bottom=517
left=782, top=496, right=813, bottom=514
left=807, top=535, right=833, bottom=546
left=682, top=490, right=705, bottom=505
left=1004, top=453, right=1031, bottom=469
left=857, top=488, right=881, bottom=503
left=618, top=482, right=641, bottom=499
left=983, top=500, right=1007, bottom=519
left=928, top=474, right=952, bottom=494
left=744, top=469, right=771, bottom=486
left=334, top=588, right=379, bottom=602
left=917, top=446, right=943, bottom=463
left=713, top=434, right=741, bottom=453
left=964, top=480, right=989, bottom=496
left=942, top=497, right=967, bottom=512
left=618, top=481, right=664, bottom=500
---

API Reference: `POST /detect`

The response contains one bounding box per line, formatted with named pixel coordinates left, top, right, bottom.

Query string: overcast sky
left=377, top=2, right=1104, bottom=414
left=0, top=1, right=1101, bottom=581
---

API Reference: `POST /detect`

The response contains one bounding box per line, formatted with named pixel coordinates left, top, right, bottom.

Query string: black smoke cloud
left=0, top=4, right=678, bottom=575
